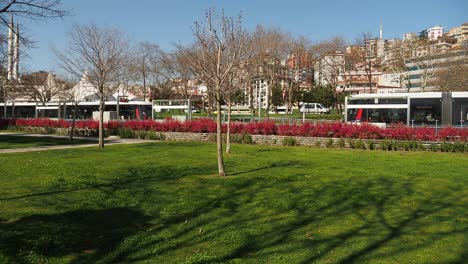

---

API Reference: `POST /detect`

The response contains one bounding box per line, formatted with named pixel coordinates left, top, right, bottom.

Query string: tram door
left=460, top=105, right=468, bottom=126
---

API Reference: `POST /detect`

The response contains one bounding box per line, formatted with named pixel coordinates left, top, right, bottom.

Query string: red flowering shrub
left=106, top=120, right=122, bottom=130
left=74, top=120, right=99, bottom=129
left=15, top=118, right=69, bottom=128
left=184, top=118, right=217, bottom=133
left=4, top=118, right=468, bottom=142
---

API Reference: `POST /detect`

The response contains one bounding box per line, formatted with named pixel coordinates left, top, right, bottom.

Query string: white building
left=426, top=26, right=444, bottom=41
left=250, top=78, right=269, bottom=109
left=313, top=52, right=346, bottom=86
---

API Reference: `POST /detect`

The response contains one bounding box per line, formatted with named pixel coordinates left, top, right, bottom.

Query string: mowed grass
left=0, top=135, right=95, bottom=149
left=0, top=142, right=467, bottom=264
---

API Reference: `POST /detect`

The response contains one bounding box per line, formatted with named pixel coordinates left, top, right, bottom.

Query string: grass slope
left=0, top=135, right=94, bottom=149
left=0, top=142, right=467, bottom=263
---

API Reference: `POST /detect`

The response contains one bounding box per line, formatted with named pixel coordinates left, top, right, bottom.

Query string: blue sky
left=15, top=0, right=468, bottom=72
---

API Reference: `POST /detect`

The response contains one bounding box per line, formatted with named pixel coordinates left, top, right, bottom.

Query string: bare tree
left=433, top=64, right=468, bottom=91
left=250, top=25, right=290, bottom=117
left=0, top=0, right=68, bottom=21
left=20, top=71, right=67, bottom=101
left=179, top=9, right=249, bottom=176
left=311, top=37, right=347, bottom=109
left=55, top=24, right=129, bottom=149
left=130, top=41, right=161, bottom=101
left=159, top=51, right=195, bottom=99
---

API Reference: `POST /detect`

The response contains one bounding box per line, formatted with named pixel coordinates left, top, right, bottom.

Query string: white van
left=299, top=103, right=330, bottom=114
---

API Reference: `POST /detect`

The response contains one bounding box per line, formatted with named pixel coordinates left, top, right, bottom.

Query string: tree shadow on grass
left=0, top=207, right=150, bottom=264
left=1, top=157, right=467, bottom=263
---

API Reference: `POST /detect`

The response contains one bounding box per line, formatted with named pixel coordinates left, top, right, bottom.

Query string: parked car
left=299, top=103, right=330, bottom=114
left=269, top=106, right=293, bottom=115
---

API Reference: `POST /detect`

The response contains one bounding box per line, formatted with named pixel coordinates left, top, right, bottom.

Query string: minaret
left=13, top=22, right=19, bottom=80
left=379, top=23, right=383, bottom=39
left=7, top=16, right=14, bottom=81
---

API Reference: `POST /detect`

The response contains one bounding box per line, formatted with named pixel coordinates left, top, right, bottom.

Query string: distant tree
left=310, top=36, right=347, bottom=109
left=304, top=84, right=334, bottom=107
left=159, top=51, right=195, bottom=99
left=433, top=64, right=468, bottom=91
left=55, top=24, right=129, bottom=149
left=21, top=71, right=68, bottom=102
left=130, top=41, right=161, bottom=101
left=60, top=78, right=80, bottom=141
left=270, top=83, right=283, bottom=109
left=250, top=25, right=290, bottom=117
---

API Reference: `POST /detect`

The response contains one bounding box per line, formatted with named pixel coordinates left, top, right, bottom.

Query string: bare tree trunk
left=226, top=100, right=231, bottom=154
left=265, top=79, right=271, bottom=119
left=288, top=81, right=293, bottom=115
left=70, top=102, right=77, bottom=142
left=98, top=99, right=105, bottom=149
left=207, top=89, right=213, bottom=118
left=216, top=87, right=226, bottom=176
left=143, top=74, right=146, bottom=101
left=2, top=84, right=6, bottom=119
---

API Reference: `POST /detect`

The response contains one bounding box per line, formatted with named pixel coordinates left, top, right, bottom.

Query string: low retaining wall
left=160, top=132, right=466, bottom=152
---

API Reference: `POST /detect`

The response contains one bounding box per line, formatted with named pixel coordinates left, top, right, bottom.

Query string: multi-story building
left=425, top=26, right=444, bottom=41
left=447, top=23, right=468, bottom=44
left=286, top=52, right=313, bottom=87
left=250, top=78, right=269, bottom=110
left=364, top=38, right=387, bottom=59
left=405, top=49, right=467, bottom=91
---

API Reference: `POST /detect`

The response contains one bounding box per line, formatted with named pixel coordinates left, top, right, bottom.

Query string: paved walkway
left=0, top=133, right=148, bottom=153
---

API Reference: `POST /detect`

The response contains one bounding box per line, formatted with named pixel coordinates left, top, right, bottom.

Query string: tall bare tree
left=130, top=41, right=161, bottom=101
left=179, top=9, right=249, bottom=176
left=55, top=24, right=129, bottom=148
left=311, top=37, right=347, bottom=109
left=250, top=26, right=290, bottom=117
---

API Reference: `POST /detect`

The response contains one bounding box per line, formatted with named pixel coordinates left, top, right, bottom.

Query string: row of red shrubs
left=1, top=118, right=467, bottom=142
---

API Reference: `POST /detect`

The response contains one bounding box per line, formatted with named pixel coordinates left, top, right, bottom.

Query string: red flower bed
left=3, top=118, right=468, bottom=141
left=15, top=118, right=69, bottom=128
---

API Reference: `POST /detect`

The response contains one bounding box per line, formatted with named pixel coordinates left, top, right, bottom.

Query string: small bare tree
left=179, top=9, right=249, bottom=176
left=55, top=24, right=129, bottom=148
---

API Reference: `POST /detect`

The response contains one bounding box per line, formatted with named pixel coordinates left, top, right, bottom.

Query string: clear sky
left=15, top=0, right=468, bottom=72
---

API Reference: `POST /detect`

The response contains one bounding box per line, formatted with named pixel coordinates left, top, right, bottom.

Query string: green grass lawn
left=0, top=142, right=467, bottom=263
left=0, top=135, right=95, bottom=149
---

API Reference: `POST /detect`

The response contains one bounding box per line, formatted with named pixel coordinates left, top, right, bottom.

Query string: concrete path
left=0, top=133, right=148, bottom=153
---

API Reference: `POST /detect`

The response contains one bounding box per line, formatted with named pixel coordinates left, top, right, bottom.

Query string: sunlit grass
left=0, top=142, right=466, bottom=263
